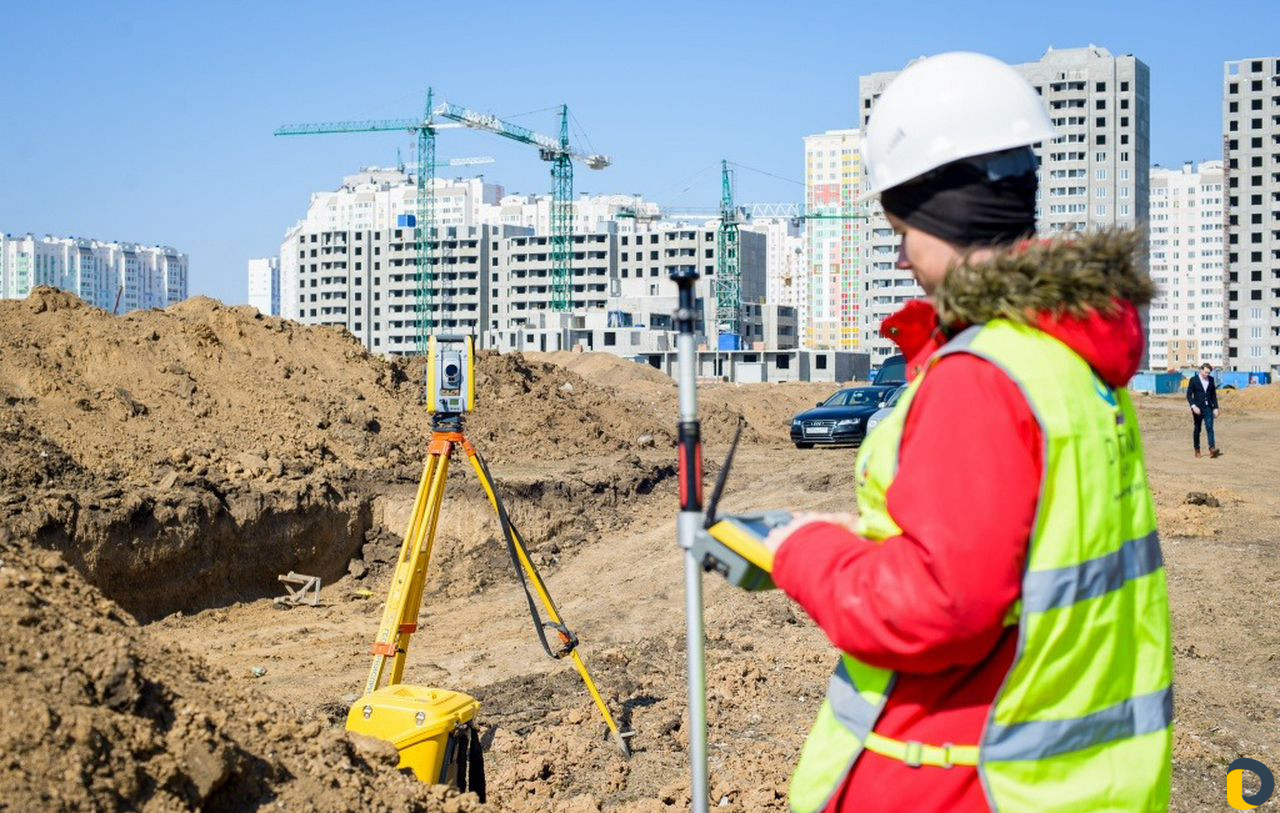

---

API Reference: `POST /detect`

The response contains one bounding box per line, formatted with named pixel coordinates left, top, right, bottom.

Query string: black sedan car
left=791, top=386, right=897, bottom=448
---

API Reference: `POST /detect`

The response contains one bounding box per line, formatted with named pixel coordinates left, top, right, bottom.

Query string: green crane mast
left=275, top=89, right=443, bottom=354
left=550, top=107, right=574, bottom=312
left=713, top=159, right=742, bottom=344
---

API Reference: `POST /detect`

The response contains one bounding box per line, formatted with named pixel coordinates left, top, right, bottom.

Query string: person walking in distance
left=1187, top=362, right=1221, bottom=458
left=761, top=52, right=1172, bottom=813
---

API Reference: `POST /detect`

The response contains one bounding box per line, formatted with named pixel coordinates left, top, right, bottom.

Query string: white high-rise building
left=1148, top=162, right=1227, bottom=369
left=1223, top=56, right=1280, bottom=373
left=856, top=46, right=1151, bottom=362
left=0, top=233, right=186, bottom=312
left=275, top=168, right=504, bottom=329
left=803, top=129, right=863, bottom=350
left=273, top=168, right=735, bottom=355
left=247, top=257, right=281, bottom=316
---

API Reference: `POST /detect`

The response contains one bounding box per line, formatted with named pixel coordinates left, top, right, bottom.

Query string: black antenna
left=703, top=415, right=745, bottom=528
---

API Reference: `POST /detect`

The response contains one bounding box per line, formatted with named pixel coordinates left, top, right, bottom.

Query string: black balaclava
left=879, top=146, right=1039, bottom=247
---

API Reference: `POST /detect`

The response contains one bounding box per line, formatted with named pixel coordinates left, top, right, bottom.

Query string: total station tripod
left=346, top=336, right=631, bottom=788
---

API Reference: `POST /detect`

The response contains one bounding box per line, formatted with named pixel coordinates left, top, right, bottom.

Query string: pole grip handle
left=678, top=421, right=703, bottom=511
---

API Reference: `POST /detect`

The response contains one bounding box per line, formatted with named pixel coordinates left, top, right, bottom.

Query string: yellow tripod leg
left=464, top=446, right=631, bottom=755
left=390, top=448, right=451, bottom=685
left=364, top=448, right=449, bottom=694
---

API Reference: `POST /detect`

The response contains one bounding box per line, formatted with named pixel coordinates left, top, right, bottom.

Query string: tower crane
left=275, top=89, right=609, bottom=353
left=714, top=160, right=743, bottom=344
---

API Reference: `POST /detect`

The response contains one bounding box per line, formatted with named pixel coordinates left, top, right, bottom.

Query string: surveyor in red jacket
left=765, top=52, right=1172, bottom=813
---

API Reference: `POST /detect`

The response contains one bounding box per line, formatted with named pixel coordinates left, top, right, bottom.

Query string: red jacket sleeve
left=772, top=355, right=1042, bottom=674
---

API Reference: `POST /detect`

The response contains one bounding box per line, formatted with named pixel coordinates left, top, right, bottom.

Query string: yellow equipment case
left=346, top=685, right=482, bottom=784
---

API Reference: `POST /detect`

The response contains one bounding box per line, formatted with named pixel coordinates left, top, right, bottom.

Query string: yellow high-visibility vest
left=789, top=319, right=1172, bottom=813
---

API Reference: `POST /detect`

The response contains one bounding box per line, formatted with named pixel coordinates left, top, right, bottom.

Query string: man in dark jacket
left=1187, top=362, right=1221, bottom=458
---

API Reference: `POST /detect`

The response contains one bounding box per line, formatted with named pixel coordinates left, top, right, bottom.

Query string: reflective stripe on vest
left=789, top=319, right=1173, bottom=813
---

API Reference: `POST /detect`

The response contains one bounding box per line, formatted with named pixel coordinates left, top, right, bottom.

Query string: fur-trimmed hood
left=884, top=230, right=1153, bottom=388
left=935, top=229, right=1154, bottom=328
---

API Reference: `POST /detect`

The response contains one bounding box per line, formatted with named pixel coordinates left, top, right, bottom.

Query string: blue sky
left=2, top=0, right=1275, bottom=305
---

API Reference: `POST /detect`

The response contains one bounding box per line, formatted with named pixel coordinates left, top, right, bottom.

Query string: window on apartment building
left=1230, top=101, right=1240, bottom=113
left=1230, top=120, right=1239, bottom=131
left=1253, top=118, right=1263, bottom=129
left=1096, top=98, right=1106, bottom=109
left=1120, top=98, right=1129, bottom=110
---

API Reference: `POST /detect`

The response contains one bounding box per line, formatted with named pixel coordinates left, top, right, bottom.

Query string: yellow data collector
left=693, top=511, right=791, bottom=591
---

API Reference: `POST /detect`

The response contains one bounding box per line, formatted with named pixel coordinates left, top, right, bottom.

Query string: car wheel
left=794, top=442, right=814, bottom=450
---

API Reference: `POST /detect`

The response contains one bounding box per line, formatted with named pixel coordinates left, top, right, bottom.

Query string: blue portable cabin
left=1130, top=372, right=1183, bottom=395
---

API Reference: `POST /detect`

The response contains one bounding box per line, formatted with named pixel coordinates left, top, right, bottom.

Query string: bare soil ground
left=3, top=288, right=1278, bottom=811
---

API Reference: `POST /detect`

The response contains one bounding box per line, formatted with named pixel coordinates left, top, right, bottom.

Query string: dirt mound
left=530, top=351, right=674, bottom=391
left=0, top=529, right=478, bottom=813
left=0, top=289, right=429, bottom=485
left=1222, top=383, right=1280, bottom=412
left=0, top=291, right=683, bottom=619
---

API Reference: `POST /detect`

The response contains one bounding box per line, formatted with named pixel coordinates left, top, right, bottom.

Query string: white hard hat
left=861, top=52, right=1057, bottom=196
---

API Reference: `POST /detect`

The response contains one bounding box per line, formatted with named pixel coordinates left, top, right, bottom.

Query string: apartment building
left=856, top=46, right=1150, bottom=361
left=1223, top=56, right=1280, bottom=372
left=274, top=168, right=781, bottom=358
left=1148, top=162, right=1226, bottom=368
left=803, top=129, right=863, bottom=350
left=289, top=220, right=525, bottom=354
left=0, top=233, right=187, bottom=312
